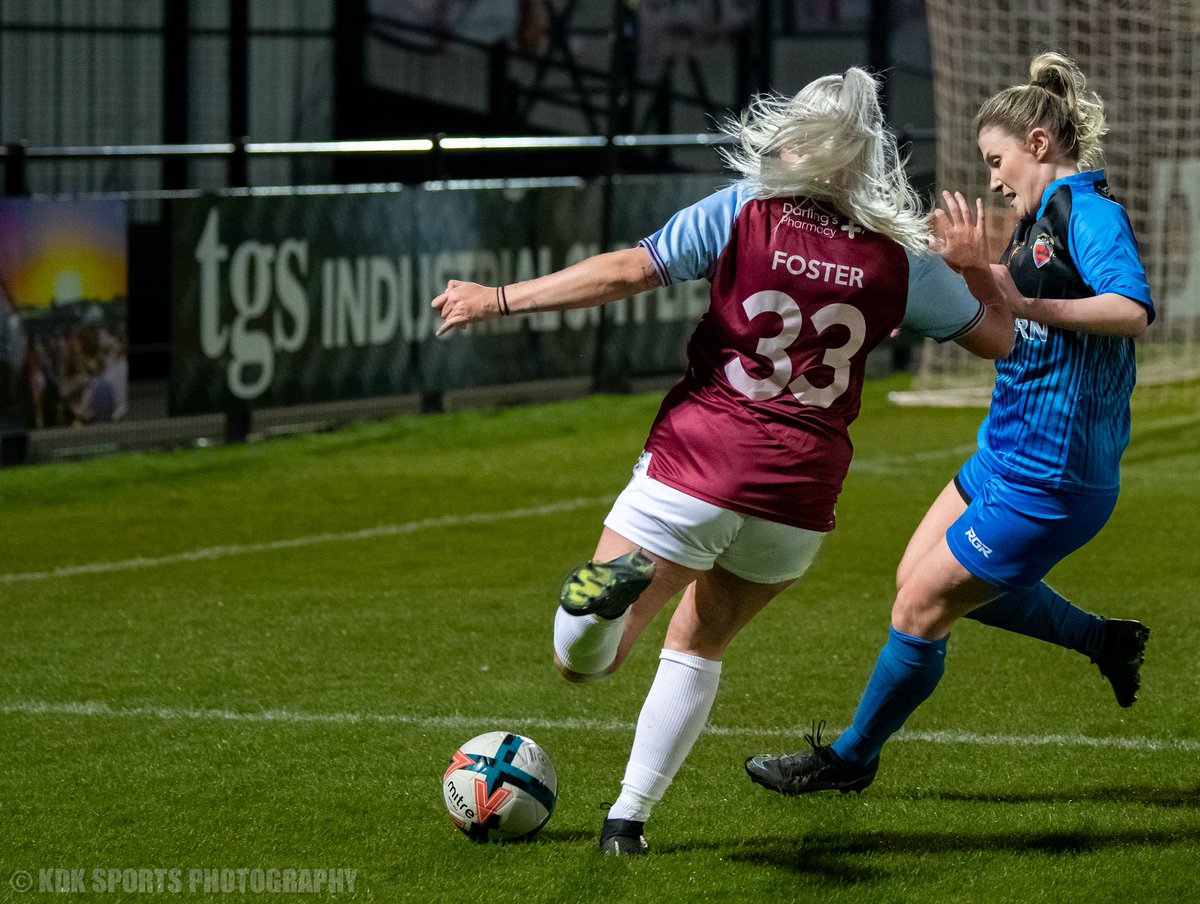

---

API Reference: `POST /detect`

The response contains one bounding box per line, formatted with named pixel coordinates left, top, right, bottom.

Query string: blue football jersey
left=979, top=170, right=1154, bottom=492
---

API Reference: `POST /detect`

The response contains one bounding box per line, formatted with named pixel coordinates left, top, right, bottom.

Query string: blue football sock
left=830, top=626, right=947, bottom=768
left=965, top=582, right=1105, bottom=658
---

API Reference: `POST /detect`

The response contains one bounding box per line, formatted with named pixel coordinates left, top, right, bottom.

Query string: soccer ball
left=442, top=731, right=558, bottom=842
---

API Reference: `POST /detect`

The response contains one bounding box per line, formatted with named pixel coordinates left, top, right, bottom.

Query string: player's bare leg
left=897, top=479, right=1148, bottom=705
left=553, top=527, right=700, bottom=683
left=896, top=480, right=966, bottom=591
left=664, top=564, right=793, bottom=658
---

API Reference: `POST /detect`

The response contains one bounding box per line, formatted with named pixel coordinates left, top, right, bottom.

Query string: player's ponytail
left=718, top=68, right=930, bottom=254
left=975, top=51, right=1108, bottom=169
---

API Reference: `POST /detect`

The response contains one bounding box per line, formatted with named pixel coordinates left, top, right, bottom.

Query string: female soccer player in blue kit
left=434, top=68, right=1014, bottom=853
left=746, top=52, right=1154, bottom=796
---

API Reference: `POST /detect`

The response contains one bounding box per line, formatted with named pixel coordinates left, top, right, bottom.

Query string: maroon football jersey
left=641, top=194, right=910, bottom=531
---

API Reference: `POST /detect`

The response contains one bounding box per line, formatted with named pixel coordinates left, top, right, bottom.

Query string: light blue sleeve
left=901, top=250, right=986, bottom=342
left=1068, top=197, right=1155, bottom=322
left=639, top=185, right=748, bottom=286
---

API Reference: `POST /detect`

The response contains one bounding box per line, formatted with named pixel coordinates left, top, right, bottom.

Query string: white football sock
left=608, top=648, right=722, bottom=822
left=553, top=606, right=625, bottom=677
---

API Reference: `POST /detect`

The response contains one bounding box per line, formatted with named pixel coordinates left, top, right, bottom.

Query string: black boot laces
left=803, top=719, right=829, bottom=752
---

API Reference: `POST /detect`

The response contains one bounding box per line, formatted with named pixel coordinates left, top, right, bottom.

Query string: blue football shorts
left=946, top=450, right=1118, bottom=591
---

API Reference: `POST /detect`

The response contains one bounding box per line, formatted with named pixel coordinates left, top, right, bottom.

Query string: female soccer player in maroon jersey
left=433, top=67, right=1013, bottom=853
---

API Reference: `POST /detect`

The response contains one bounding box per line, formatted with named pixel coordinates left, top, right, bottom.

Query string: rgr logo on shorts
left=965, top=526, right=992, bottom=558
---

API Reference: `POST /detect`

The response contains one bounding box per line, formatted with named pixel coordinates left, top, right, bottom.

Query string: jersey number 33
left=723, top=290, right=867, bottom=408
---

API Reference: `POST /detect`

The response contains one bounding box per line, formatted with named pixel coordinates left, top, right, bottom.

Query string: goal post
left=897, top=0, right=1200, bottom=408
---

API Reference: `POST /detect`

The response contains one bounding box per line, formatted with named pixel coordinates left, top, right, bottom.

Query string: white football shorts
left=602, top=452, right=826, bottom=584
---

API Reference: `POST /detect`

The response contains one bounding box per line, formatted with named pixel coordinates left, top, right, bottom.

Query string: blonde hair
left=717, top=68, right=930, bottom=253
left=974, top=51, right=1108, bottom=169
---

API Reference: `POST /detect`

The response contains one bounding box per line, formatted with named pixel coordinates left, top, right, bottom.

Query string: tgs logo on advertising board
left=195, top=207, right=438, bottom=402
left=194, top=209, right=311, bottom=400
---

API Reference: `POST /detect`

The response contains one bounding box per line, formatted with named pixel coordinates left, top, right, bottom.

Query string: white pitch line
left=0, top=496, right=611, bottom=585
left=3, top=699, right=1196, bottom=753
left=897, top=727, right=1200, bottom=753
left=4, top=440, right=975, bottom=585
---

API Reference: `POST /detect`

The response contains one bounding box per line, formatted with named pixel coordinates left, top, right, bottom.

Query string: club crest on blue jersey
left=1032, top=233, right=1055, bottom=269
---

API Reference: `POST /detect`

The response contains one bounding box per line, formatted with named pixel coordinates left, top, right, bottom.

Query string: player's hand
left=431, top=280, right=499, bottom=337
left=989, top=263, right=1031, bottom=317
left=931, top=191, right=988, bottom=274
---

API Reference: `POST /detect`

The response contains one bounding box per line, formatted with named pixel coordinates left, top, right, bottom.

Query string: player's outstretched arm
left=989, top=266, right=1149, bottom=338
left=432, top=246, right=661, bottom=337
left=953, top=296, right=1014, bottom=359
left=935, top=190, right=1147, bottom=339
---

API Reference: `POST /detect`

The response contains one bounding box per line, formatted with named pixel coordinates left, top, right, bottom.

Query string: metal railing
left=0, top=127, right=945, bottom=196
left=0, top=132, right=739, bottom=195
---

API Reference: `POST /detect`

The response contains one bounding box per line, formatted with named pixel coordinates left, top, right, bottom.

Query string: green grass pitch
left=3, top=374, right=1198, bottom=903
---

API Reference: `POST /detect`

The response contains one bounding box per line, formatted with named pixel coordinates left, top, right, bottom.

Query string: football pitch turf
left=3, top=374, right=1198, bottom=903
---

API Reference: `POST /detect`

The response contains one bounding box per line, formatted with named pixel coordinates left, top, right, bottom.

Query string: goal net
left=898, top=0, right=1200, bottom=408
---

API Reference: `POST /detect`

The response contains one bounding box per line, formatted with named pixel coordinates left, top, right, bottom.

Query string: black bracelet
left=498, top=284, right=511, bottom=316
